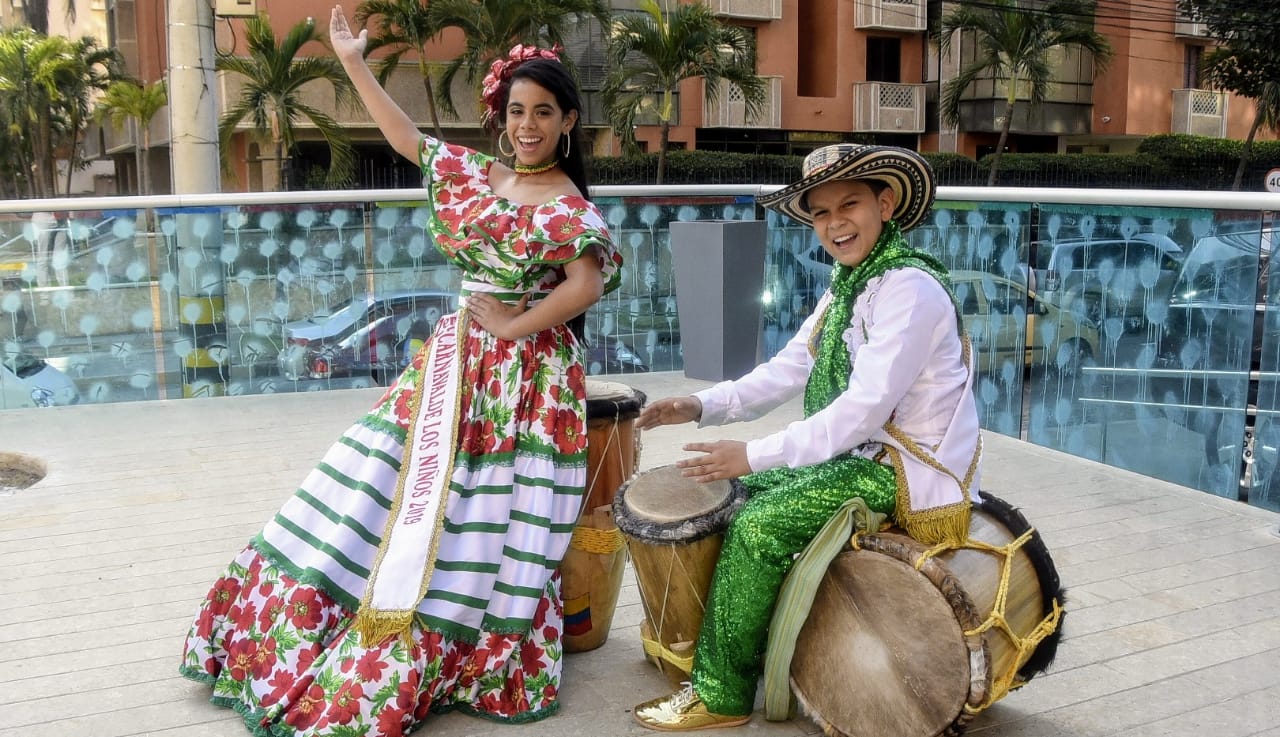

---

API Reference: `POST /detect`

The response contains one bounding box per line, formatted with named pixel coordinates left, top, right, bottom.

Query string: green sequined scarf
left=802, top=220, right=960, bottom=418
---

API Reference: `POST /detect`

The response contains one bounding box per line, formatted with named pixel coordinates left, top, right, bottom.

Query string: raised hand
left=329, top=6, right=367, bottom=65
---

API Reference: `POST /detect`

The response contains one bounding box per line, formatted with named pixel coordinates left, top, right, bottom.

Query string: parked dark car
left=1037, top=233, right=1184, bottom=326
left=277, top=291, right=459, bottom=384
left=279, top=290, right=647, bottom=385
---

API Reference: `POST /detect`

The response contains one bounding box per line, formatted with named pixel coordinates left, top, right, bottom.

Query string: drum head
left=615, top=464, right=746, bottom=544
left=790, top=550, right=971, bottom=737
left=586, top=380, right=646, bottom=421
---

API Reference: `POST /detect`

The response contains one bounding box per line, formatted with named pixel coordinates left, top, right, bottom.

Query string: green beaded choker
left=514, top=159, right=559, bottom=176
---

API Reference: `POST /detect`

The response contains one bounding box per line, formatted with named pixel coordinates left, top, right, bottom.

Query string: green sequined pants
left=691, top=456, right=897, bottom=716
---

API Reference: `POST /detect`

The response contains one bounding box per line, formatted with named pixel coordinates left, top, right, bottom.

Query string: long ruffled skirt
left=181, top=316, right=588, bottom=735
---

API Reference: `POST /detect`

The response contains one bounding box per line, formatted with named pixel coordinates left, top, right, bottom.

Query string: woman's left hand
left=467, top=293, right=531, bottom=340
left=677, top=440, right=751, bottom=483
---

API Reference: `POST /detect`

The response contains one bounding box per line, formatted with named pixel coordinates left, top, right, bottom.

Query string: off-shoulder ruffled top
left=419, top=137, right=623, bottom=296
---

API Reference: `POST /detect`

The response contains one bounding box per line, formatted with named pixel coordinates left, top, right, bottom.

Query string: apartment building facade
left=57, top=0, right=1280, bottom=193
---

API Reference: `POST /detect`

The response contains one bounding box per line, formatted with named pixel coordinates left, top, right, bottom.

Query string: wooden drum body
left=560, top=380, right=645, bottom=653
left=614, top=465, right=748, bottom=685
left=789, top=492, right=1064, bottom=737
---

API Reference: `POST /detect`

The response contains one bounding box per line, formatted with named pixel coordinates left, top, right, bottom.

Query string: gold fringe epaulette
left=353, top=608, right=417, bottom=649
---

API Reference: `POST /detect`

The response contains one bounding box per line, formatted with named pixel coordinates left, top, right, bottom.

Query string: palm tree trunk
left=140, top=128, right=152, bottom=196
left=276, top=138, right=288, bottom=191
left=135, top=117, right=146, bottom=194
left=987, top=98, right=1016, bottom=186
left=417, top=60, right=446, bottom=141
left=23, top=0, right=50, bottom=34
left=1232, top=111, right=1264, bottom=192
left=657, top=120, right=671, bottom=185
left=64, top=120, right=82, bottom=196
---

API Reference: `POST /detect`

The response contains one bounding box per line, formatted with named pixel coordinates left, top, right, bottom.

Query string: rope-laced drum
left=787, top=491, right=1065, bottom=737
left=614, top=464, right=749, bottom=684
left=560, top=380, right=645, bottom=653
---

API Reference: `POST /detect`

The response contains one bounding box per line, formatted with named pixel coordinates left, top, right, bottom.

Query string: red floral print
left=257, top=593, right=284, bottom=631
left=226, top=636, right=258, bottom=681
left=433, top=152, right=466, bottom=178
left=355, top=649, right=387, bottom=683
left=207, top=576, right=241, bottom=616
left=541, top=243, right=579, bottom=262
left=376, top=705, right=408, bottom=737
left=542, top=213, right=585, bottom=242
left=325, top=681, right=365, bottom=725
left=251, top=636, right=278, bottom=679
left=284, top=683, right=326, bottom=730
left=229, top=601, right=257, bottom=630
left=286, top=588, right=323, bottom=631
left=262, top=668, right=294, bottom=707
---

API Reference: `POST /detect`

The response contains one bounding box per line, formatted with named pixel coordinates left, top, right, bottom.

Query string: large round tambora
left=615, top=464, right=747, bottom=684
left=560, top=380, right=646, bottom=654
left=789, top=492, right=1064, bottom=737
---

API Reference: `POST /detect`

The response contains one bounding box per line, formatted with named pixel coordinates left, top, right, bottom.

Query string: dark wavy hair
left=489, top=58, right=591, bottom=202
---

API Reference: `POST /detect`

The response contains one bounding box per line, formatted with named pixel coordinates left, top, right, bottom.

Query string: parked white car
left=0, top=350, right=80, bottom=410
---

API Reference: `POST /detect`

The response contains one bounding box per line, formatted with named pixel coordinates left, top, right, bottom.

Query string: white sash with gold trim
left=354, top=312, right=466, bottom=645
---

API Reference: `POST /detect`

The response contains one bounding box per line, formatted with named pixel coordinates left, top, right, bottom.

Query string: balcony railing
left=704, top=76, right=782, bottom=128
left=853, top=82, right=925, bottom=133
left=1171, top=88, right=1227, bottom=138
left=708, top=0, right=782, bottom=20
left=1174, top=15, right=1210, bottom=37
left=217, top=66, right=484, bottom=132
left=855, top=0, right=926, bottom=32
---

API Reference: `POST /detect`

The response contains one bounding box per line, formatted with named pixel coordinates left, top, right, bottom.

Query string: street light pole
left=167, top=0, right=228, bottom=397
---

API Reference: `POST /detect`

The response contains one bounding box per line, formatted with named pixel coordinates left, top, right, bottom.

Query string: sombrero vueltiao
left=758, top=143, right=936, bottom=232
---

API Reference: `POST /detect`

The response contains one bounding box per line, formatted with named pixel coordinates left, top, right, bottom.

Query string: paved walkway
left=1, top=371, right=1278, bottom=737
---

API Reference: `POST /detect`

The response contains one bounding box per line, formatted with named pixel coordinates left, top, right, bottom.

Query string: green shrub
left=588, top=134, right=1280, bottom=189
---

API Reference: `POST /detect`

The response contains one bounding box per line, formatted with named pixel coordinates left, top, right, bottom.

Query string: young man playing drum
left=632, top=144, right=982, bottom=731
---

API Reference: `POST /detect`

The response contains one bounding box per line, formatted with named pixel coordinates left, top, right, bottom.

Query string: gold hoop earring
left=498, top=132, right=516, bottom=158
left=562, top=133, right=571, bottom=158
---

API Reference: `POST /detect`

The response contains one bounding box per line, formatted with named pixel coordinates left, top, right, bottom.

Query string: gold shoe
left=633, top=683, right=751, bottom=732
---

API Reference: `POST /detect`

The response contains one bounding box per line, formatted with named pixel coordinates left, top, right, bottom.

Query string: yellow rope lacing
left=570, top=524, right=626, bottom=554
left=855, top=526, right=1063, bottom=714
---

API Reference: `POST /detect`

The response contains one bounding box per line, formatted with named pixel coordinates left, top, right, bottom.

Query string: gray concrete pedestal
left=670, top=220, right=766, bottom=381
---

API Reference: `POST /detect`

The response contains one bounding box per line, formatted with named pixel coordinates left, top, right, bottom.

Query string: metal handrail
left=4, top=185, right=1280, bottom=216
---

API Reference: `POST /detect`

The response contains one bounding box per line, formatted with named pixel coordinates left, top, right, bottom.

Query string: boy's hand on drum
left=678, top=440, right=750, bottom=482
left=637, top=396, right=702, bottom=429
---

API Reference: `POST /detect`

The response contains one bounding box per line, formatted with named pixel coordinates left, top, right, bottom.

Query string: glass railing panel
left=203, top=203, right=374, bottom=396
left=761, top=210, right=835, bottom=360
left=1037, top=203, right=1255, bottom=500
left=1, top=208, right=162, bottom=408
left=1237, top=215, right=1279, bottom=512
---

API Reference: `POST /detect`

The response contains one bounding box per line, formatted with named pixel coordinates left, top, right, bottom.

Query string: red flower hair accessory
left=481, top=43, right=565, bottom=128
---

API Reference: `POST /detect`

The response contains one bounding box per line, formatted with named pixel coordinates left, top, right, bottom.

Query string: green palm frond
left=427, top=0, right=610, bottom=119
left=933, top=0, right=1112, bottom=127
left=216, top=14, right=358, bottom=189
left=601, top=0, right=765, bottom=180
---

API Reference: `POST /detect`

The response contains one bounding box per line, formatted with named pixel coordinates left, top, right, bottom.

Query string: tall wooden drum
left=788, top=492, right=1065, bottom=737
left=614, top=464, right=748, bottom=685
left=560, top=380, right=645, bottom=653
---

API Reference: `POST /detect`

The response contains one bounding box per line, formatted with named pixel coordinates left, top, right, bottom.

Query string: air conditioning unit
left=214, top=0, right=258, bottom=17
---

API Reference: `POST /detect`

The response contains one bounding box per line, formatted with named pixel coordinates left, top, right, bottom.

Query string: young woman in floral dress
left=179, top=7, right=623, bottom=735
